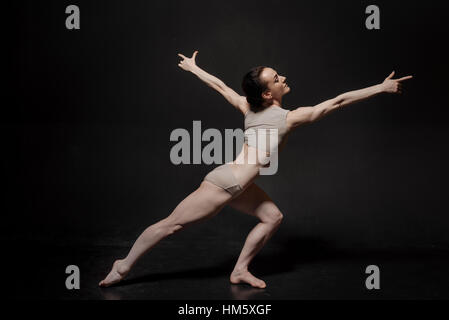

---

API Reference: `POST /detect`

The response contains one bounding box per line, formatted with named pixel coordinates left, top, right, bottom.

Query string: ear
left=262, top=90, right=272, bottom=100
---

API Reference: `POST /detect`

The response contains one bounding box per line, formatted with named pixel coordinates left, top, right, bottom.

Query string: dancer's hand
left=381, top=71, right=413, bottom=94
left=178, top=50, right=199, bottom=72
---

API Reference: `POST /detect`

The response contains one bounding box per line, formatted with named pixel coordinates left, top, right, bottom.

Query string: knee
left=155, top=218, right=184, bottom=237
left=264, top=210, right=284, bottom=226
left=168, top=224, right=183, bottom=235
left=163, top=218, right=184, bottom=236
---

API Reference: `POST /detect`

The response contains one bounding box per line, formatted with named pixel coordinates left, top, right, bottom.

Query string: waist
left=232, top=143, right=273, bottom=166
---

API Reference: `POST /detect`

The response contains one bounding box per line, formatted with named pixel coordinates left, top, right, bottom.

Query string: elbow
left=216, top=79, right=226, bottom=90
left=335, top=92, right=353, bottom=109
left=332, top=96, right=344, bottom=108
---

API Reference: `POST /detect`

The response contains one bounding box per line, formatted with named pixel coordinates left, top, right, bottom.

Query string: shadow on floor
left=113, top=232, right=449, bottom=289
left=113, top=234, right=333, bottom=287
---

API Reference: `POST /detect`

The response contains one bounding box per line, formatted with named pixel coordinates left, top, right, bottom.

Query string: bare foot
left=99, top=259, right=130, bottom=287
left=230, top=269, right=266, bottom=288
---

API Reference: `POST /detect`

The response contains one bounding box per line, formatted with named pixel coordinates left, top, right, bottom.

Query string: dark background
left=4, top=0, right=449, bottom=299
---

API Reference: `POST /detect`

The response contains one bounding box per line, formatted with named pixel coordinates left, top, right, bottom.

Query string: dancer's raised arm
left=286, top=71, right=413, bottom=129
left=178, top=51, right=250, bottom=115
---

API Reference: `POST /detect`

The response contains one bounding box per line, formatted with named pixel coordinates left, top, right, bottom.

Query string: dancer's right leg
left=99, top=181, right=233, bottom=287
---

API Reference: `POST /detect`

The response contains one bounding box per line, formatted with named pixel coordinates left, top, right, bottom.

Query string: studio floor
left=9, top=235, right=449, bottom=300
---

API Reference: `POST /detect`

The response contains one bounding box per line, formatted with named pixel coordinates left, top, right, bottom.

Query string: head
left=241, top=66, right=290, bottom=112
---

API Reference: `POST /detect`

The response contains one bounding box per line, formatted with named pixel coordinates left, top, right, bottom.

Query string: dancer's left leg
left=99, top=181, right=232, bottom=287
left=227, top=183, right=284, bottom=288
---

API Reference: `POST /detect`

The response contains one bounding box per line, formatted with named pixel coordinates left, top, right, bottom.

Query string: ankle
left=116, top=259, right=131, bottom=275
left=232, top=266, right=248, bottom=274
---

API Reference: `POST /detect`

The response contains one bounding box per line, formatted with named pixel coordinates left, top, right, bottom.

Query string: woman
left=99, top=50, right=412, bottom=288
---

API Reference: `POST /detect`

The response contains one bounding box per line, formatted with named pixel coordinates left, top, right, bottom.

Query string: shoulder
left=273, top=106, right=291, bottom=118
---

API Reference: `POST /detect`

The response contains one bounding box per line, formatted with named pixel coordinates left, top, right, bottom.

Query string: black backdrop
left=5, top=0, right=449, bottom=258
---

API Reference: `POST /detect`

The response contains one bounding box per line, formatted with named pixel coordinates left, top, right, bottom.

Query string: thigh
left=227, top=183, right=282, bottom=223
left=167, top=181, right=233, bottom=228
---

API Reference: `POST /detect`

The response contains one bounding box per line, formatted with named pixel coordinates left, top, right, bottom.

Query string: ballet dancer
left=99, top=50, right=412, bottom=288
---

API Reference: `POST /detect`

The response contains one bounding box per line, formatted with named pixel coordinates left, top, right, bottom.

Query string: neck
left=263, top=98, right=282, bottom=108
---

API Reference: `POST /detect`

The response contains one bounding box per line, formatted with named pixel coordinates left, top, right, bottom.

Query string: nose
left=282, top=76, right=287, bottom=83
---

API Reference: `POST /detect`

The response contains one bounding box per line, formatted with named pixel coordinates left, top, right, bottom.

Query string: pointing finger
left=397, top=75, right=413, bottom=82
left=178, top=53, right=187, bottom=59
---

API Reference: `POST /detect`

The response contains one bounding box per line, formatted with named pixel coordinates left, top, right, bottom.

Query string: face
left=259, top=67, right=291, bottom=103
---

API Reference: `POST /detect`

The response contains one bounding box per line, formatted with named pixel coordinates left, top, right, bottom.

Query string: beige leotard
left=203, top=105, right=291, bottom=197
left=244, top=105, right=290, bottom=152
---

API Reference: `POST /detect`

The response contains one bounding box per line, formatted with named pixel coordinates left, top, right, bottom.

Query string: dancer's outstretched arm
left=178, top=50, right=250, bottom=115
left=286, top=71, right=413, bottom=128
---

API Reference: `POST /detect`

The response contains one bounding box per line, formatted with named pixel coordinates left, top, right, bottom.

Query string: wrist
left=377, top=83, right=387, bottom=93
left=190, top=65, right=201, bottom=75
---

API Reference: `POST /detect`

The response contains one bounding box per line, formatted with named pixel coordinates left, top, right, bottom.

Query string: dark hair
left=241, top=66, right=268, bottom=112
